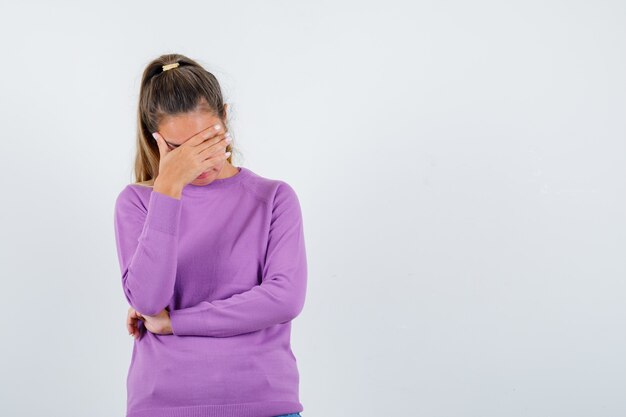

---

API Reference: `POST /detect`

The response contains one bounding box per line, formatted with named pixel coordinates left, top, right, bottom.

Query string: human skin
left=126, top=103, right=238, bottom=339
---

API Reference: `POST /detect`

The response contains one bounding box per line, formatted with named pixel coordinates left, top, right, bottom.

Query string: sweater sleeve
left=113, top=186, right=183, bottom=316
left=169, top=182, right=308, bottom=337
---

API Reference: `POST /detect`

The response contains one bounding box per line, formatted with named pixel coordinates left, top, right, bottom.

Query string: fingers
left=186, top=123, right=225, bottom=148
left=197, top=132, right=230, bottom=159
left=127, top=312, right=137, bottom=331
left=200, top=146, right=231, bottom=171
left=152, top=124, right=226, bottom=156
left=131, top=324, right=141, bottom=340
left=129, top=308, right=142, bottom=320
left=127, top=308, right=143, bottom=339
left=127, top=316, right=138, bottom=338
left=126, top=316, right=134, bottom=335
left=151, top=132, right=169, bottom=157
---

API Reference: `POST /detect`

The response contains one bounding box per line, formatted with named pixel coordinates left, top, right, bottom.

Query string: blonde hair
left=133, top=53, right=235, bottom=185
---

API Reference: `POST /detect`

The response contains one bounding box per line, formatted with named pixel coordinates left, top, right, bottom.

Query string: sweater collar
left=181, top=166, right=250, bottom=195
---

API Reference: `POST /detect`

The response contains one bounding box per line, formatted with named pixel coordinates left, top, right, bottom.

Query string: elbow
left=122, top=272, right=173, bottom=316
left=285, top=302, right=304, bottom=322
left=283, top=285, right=306, bottom=321
left=135, top=301, right=170, bottom=317
left=124, top=288, right=170, bottom=316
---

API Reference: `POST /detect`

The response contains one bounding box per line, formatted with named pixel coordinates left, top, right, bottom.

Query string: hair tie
left=162, top=62, right=180, bottom=72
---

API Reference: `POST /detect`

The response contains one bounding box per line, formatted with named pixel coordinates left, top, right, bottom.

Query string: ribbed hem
left=127, top=401, right=303, bottom=417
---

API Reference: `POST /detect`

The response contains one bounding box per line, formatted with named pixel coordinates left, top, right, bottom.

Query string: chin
left=192, top=170, right=216, bottom=184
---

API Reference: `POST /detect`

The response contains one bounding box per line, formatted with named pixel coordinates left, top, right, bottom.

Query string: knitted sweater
left=113, top=166, right=307, bottom=417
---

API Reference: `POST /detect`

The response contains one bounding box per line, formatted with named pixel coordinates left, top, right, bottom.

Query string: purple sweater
left=113, top=166, right=307, bottom=417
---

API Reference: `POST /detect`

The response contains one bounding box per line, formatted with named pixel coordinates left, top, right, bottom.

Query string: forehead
left=158, top=110, right=222, bottom=143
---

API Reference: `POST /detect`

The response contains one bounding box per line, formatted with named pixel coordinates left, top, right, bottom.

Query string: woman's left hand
left=127, top=307, right=173, bottom=338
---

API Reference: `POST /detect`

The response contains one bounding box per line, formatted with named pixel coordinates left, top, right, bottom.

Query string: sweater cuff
left=169, top=304, right=210, bottom=336
left=145, top=190, right=182, bottom=235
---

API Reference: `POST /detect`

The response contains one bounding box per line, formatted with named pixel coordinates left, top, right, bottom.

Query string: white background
left=0, top=1, right=624, bottom=416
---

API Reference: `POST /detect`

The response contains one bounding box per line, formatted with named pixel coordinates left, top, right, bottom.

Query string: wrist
left=154, top=177, right=183, bottom=199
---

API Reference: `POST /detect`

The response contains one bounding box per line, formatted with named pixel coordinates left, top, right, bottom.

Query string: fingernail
left=225, top=151, right=231, bottom=157
left=151, top=133, right=158, bottom=141
left=214, top=124, right=221, bottom=130
left=225, top=136, right=232, bottom=143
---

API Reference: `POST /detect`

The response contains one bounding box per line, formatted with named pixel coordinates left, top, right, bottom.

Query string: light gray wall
left=0, top=1, right=624, bottom=416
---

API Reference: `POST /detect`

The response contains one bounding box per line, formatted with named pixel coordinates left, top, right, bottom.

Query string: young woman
left=113, top=53, right=307, bottom=417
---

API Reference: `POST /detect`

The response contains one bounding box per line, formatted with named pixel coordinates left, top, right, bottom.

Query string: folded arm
left=169, top=182, right=308, bottom=337
left=113, top=186, right=182, bottom=316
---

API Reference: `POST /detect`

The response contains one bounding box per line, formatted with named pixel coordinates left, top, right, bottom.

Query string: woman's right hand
left=151, top=124, right=231, bottom=190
